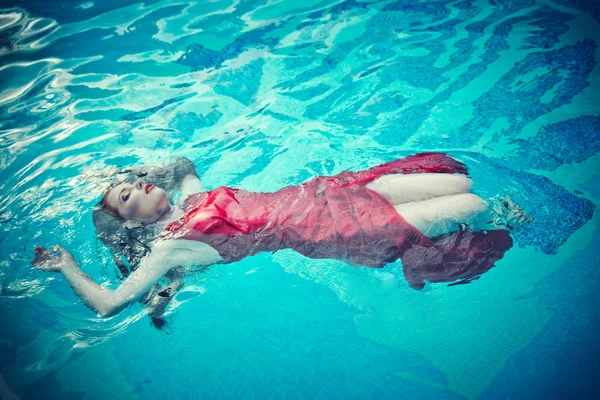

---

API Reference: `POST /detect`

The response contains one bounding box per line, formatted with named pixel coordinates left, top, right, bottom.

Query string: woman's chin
left=159, top=194, right=170, bottom=211
left=139, top=192, right=170, bottom=223
left=153, top=198, right=171, bottom=220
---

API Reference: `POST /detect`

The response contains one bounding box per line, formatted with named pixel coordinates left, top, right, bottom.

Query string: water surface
left=0, top=0, right=599, bottom=399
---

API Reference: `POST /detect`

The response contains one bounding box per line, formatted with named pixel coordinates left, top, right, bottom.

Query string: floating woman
left=31, top=153, right=530, bottom=318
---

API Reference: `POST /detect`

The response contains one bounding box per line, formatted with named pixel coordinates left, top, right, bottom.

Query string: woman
left=91, top=158, right=200, bottom=327
left=31, top=153, right=529, bottom=318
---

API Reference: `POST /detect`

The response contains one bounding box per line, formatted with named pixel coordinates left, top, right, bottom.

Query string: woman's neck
left=138, top=204, right=184, bottom=246
left=154, top=204, right=184, bottom=230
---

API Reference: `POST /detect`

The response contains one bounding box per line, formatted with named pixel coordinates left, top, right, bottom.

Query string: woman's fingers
left=31, top=245, right=64, bottom=272
left=33, top=246, right=49, bottom=261
left=34, top=245, right=47, bottom=255
left=31, top=248, right=42, bottom=265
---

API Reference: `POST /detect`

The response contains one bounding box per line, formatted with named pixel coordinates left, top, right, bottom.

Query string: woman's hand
left=172, top=157, right=199, bottom=181
left=31, top=246, right=78, bottom=272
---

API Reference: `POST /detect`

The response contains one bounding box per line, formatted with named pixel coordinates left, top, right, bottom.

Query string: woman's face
left=105, top=178, right=169, bottom=223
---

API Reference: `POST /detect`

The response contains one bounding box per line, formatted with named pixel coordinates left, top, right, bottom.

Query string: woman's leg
left=366, top=173, right=473, bottom=205
left=393, top=193, right=491, bottom=238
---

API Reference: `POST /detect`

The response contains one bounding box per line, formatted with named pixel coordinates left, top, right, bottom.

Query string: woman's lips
left=145, top=183, right=154, bottom=194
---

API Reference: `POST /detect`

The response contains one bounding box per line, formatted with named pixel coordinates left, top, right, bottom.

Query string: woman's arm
left=32, top=240, right=222, bottom=317
left=32, top=245, right=179, bottom=317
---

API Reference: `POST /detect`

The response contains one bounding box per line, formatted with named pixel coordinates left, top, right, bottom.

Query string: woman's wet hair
left=99, top=188, right=119, bottom=218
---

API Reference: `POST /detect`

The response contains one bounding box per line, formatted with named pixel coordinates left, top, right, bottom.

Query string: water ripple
left=0, top=0, right=599, bottom=397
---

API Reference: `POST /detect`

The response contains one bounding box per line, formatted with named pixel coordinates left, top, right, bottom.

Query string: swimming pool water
left=0, top=0, right=599, bottom=399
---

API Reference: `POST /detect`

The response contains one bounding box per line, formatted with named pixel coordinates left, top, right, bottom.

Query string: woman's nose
left=135, top=179, right=144, bottom=189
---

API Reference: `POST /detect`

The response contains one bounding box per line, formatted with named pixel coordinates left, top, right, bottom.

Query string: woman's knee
left=393, top=193, right=489, bottom=238
left=460, top=193, right=488, bottom=212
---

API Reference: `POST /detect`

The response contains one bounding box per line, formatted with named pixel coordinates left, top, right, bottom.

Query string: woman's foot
left=488, top=196, right=533, bottom=230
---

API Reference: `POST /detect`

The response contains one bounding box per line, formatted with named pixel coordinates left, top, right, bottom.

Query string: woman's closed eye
left=121, top=191, right=130, bottom=202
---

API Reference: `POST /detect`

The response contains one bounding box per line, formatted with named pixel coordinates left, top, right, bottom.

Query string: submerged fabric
left=164, top=153, right=512, bottom=288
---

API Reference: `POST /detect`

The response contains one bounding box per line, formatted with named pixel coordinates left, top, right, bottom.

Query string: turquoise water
left=0, top=0, right=599, bottom=398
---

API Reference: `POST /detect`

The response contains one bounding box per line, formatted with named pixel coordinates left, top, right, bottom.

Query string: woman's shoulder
left=179, top=175, right=205, bottom=203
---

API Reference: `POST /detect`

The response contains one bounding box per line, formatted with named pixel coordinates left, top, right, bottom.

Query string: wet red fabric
left=163, top=153, right=512, bottom=288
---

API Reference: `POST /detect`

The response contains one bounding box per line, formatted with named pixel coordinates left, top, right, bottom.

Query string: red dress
left=164, top=153, right=512, bottom=289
